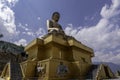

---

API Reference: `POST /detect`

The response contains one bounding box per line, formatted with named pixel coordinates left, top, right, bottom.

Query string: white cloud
left=36, top=27, right=46, bottom=36
left=17, top=22, right=45, bottom=37
left=14, top=39, right=27, bottom=46
left=37, top=17, right=40, bottom=20
left=6, top=0, right=19, bottom=7
left=65, top=0, right=120, bottom=64
left=93, top=51, right=120, bottom=64
left=22, top=31, right=35, bottom=37
left=100, top=0, right=120, bottom=19
left=25, top=24, right=28, bottom=27
left=0, top=0, right=19, bottom=41
left=20, top=25, right=45, bottom=38
left=27, top=32, right=35, bottom=37
left=18, top=23, right=31, bottom=31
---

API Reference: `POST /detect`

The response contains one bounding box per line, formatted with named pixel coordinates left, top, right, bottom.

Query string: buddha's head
left=52, top=12, right=60, bottom=22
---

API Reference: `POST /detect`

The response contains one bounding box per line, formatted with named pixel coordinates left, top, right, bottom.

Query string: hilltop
left=0, top=41, right=24, bottom=54
left=0, top=40, right=24, bottom=74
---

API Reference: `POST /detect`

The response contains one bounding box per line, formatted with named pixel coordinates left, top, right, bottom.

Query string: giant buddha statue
left=47, top=12, right=65, bottom=34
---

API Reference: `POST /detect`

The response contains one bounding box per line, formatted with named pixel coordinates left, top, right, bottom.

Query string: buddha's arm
left=47, top=20, right=59, bottom=31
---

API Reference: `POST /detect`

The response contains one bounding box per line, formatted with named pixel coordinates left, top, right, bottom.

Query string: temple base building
left=1, top=33, right=115, bottom=80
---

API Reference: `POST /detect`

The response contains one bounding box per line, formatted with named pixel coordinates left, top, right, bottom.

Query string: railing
left=10, top=62, right=23, bottom=80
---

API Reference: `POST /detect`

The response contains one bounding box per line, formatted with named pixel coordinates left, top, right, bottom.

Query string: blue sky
left=13, top=0, right=111, bottom=29
left=0, top=0, right=120, bottom=64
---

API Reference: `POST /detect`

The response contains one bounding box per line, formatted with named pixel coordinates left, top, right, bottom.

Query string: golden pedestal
left=21, top=33, right=94, bottom=80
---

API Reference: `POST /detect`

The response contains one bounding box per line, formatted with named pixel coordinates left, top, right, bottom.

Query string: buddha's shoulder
left=47, top=20, right=53, bottom=23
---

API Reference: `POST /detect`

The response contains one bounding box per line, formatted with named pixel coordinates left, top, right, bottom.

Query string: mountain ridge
left=0, top=40, right=24, bottom=74
left=0, top=40, right=24, bottom=54
left=93, top=62, right=120, bottom=74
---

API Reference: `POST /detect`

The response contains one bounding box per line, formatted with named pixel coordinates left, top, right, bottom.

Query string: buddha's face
left=52, top=13, right=60, bottom=22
